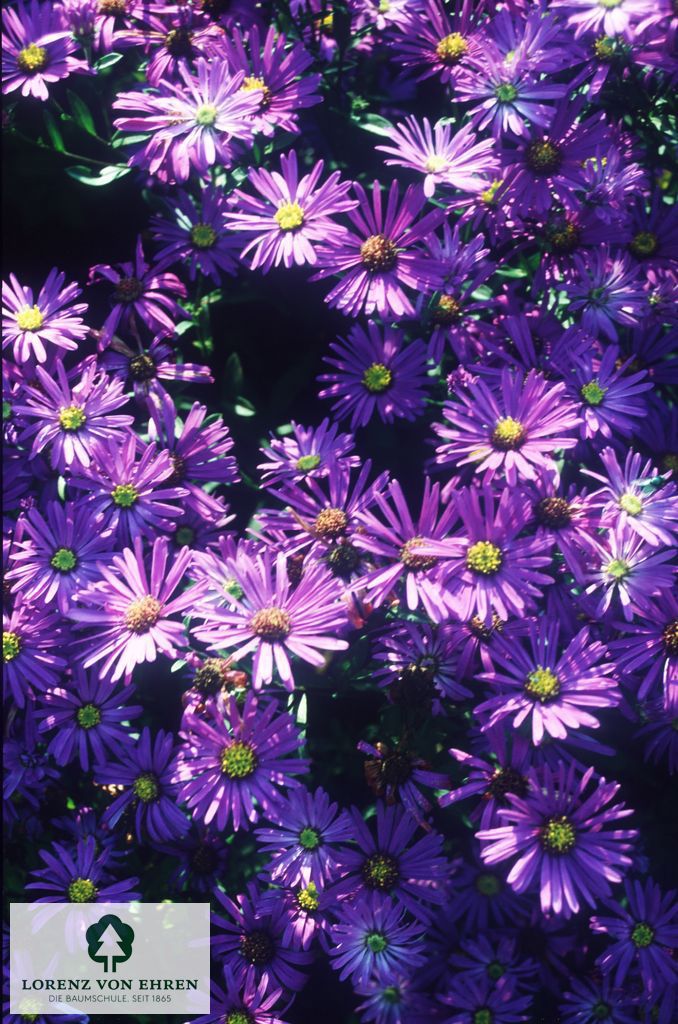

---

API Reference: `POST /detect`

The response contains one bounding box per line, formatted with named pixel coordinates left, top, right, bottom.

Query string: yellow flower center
left=67, top=877, right=98, bottom=903
left=360, top=234, right=398, bottom=272
left=195, top=103, right=218, bottom=126
left=525, top=667, right=560, bottom=703
left=240, top=76, right=272, bottom=108
left=297, top=883, right=320, bottom=913
left=606, top=558, right=630, bottom=580
left=124, top=595, right=163, bottom=633
left=480, top=180, right=503, bottom=205
left=190, top=222, right=217, bottom=248
left=17, top=44, right=48, bottom=74
left=619, top=493, right=643, bottom=516
left=436, top=32, right=468, bottom=65
left=314, top=507, right=349, bottom=539
left=491, top=417, right=526, bottom=450
left=526, top=140, right=562, bottom=175
left=16, top=304, right=44, bottom=331
left=249, top=607, right=292, bottom=641
left=425, top=155, right=447, bottom=173
left=220, top=741, right=258, bottom=779
left=3, top=631, right=21, bottom=662
left=466, top=541, right=503, bottom=576
left=58, top=405, right=86, bottom=432
left=362, top=362, right=393, bottom=393
left=541, top=816, right=576, bottom=853
left=274, top=202, right=305, bottom=231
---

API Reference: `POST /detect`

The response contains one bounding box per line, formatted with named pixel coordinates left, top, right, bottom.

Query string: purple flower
left=638, top=700, right=678, bottom=774
left=326, top=891, right=425, bottom=987
left=6, top=500, right=115, bottom=614
left=565, top=248, right=645, bottom=341
left=192, top=548, right=348, bottom=690
left=36, top=669, right=142, bottom=770
left=583, top=525, right=675, bottom=623
left=113, top=58, right=259, bottom=183
left=3, top=598, right=67, bottom=707
left=100, top=335, right=213, bottom=401
left=94, top=728, right=189, bottom=843
left=584, top=447, right=678, bottom=548
left=376, top=116, right=496, bottom=198
left=389, top=0, right=484, bottom=85
left=565, top=344, right=653, bottom=442
left=612, top=589, right=678, bottom=709
left=14, top=360, right=133, bottom=472
left=119, top=7, right=225, bottom=86
left=192, top=968, right=290, bottom=1024
left=156, top=825, right=229, bottom=896
left=2, top=0, right=86, bottom=100
left=255, top=786, right=353, bottom=888
left=373, top=621, right=473, bottom=706
left=70, top=535, right=197, bottom=683
left=311, top=180, right=445, bottom=318
left=225, top=150, right=356, bottom=271
left=358, top=740, right=449, bottom=825
left=173, top=692, right=309, bottom=831
left=590, top=877, right=678, bottom=993
left=2, top=269, right=88, bottom=363
left=439, top=975, right=532, bottom=1024
left=318, top=322, right=429, bottom=429
left=449, top=933, right=538, bottom=992
left=476, top=621, right=620, bottom=746
left=257, top=418, right=359, bottom=487
left=212, top=885, right=313, bottom=995
left=26, top=836, right=140, bottom=903
left=477, top=763, right=637, bottom=917
left=560, top=975, right=638, bottom=1024
left=439, top=728, right=534, bottom=829
left=447, top=857, right=529, bottom=933
left=151, top=186, right=241, bottom=283
left=550, top=0, right=654, bottom=40
left=432, top=368, right=580, bottom=487
left=3, top=705, right=60, bottom=808
left=89, top=236, right=187, bottom=341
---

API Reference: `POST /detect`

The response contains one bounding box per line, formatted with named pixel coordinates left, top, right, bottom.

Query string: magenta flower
left=311, top=180, right=446, bottom=318
left=70, top=535, right=199, bottom=683
left=3, top=597, right=67, bottom=707
left=584, top=447, right=678, bottom=548
left=151, top=186, right=241, bottom=283
left=225, top=150, right=356, bottom=272
left=257, top=418, right=359, bottom=487
left=583, top=526, right=675, bottom=622
left=565, top=345, right=653, bottom=442
left=2, top=0, right=86, bottom=100
left=550, top=0, right=654, bottom=39
left=2, top=268, right=88, bottom=364
left=565, top=248, right=645, bottom=341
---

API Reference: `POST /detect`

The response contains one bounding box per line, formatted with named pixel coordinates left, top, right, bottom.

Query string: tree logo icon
left=86, top=914, right=135, bottom=973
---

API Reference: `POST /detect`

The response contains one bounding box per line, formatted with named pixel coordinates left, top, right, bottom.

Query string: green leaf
left=67, top=89, right=96, bottom=136
left=224, top=352, right=244, bottom=396
left=43, top=109, right=65, bottom=152
left=66, top=164, right=131, bottom=186
left=94, top=51, right=123, bottom=72
left=234, top=397, right=256, bottom=418
left=359, top=113, right=395, bottom=137
left=111, top=132, right=148, bottom=148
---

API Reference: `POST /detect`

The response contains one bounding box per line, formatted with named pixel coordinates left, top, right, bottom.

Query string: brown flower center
left=124, top=596, right=162, bottom=633
left=129, top=353, right=157, bottom=381
left=249, top=607, right=291, bottom=641
left=239, top=930, right=274, bottom=965
left=663, top=620, right=678, bottom=657
left=314, top=507, right=348, bottom=539
left=534, top=496, right=573, bottom=530
left=400, top=537, right=438, bottom=572
left=114, top=277, right=144, bottom=303
left=360, top=234, right=398, bottom=272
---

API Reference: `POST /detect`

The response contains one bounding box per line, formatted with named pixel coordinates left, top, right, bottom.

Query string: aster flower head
left=257, top=418, right=359, bottom=487
left=173, top=691, right=309, bottom=831
left=225, top=150, right=356, bottom=272
left=70, top=535, right=198, bottom=683
left=94, top=727, right=190, bottom=843
left=583, top=447, right=678, bottom=548
left=433, top=368, right=580, bottom=487
left=3, top=704, right=60, bottom=807
left=326, top=891, right=425, bottom=988
left=439, top=974, right=532, bottom=1024
left=2, top=269, right=88, bottom=364
left=560, top=974, right=638, bottom=1024
left=2, top=0, right=87, bottom=100
left=14, top=360, right=133, bottom=472
left=550, top=0, right=654, bottom=40
left=151, top=186, right=241, bottom=283
left=26, top=835, right=140, bottom=904
left=583, top=525, right=675, bottom=623
left=359, top=739, right=450, bottom=825
left=612, top=589, right=678, bottom=710
left=318, top=321, right=429, bottom=430
left=118, top=6, right=226, bottom=87
left=100, top=334, right=213, bottom=401
left=566, top=345, right=653, bottom=442
left=373, top=621, right=473, bottom=709
left=192, top=548, right=349, bottom=690
left=449, top=931, right=538, bottom=993
left=476, top=621, right=621, bottom=746
left=3, top=598, right=67, bottom=707
left=376, top=116, right=497, bottom=198
left=477, top=762, right=637, bottom=917
left=193, top=968, right=290, bottom=1024
left=565, top=248, right=645, bottom=342
left=389, top=0, right=484, bottom=85
left=311, top=180, right=446, bottom=318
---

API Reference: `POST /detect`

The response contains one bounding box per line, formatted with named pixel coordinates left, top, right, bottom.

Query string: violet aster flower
left=100, top=335, right=213, bottom=401
left=119, top=6, right=225, bottom=86
left=373, top=621, right=473, bottom=706
left=2, top=0, right=86, bottom=100
left=560, top=975, right=638, bottom=1024
left=477, top=763, right=637, bottom=918
left=638, top=701, right=678, bottom=774
left=583, top=447, right=678, bottom=548
left=611, top=590, right=678, bottom=709
left=447, top=857, right=529, bottom=933
left=257, top=418, right=359, bottom=487
left=255, top=786, right=353, bottom=888
left=192, top=969, right=290, bottom=1024
left=113, top=60, right=259, bottom=184
left=26, top=836, right=140, bottom=903
left=2, top=269, right=88, bottom=364
left=565, top=345, right=653, bottom=442
left=565, top=248, right=645, bottom=342
left=151, top=186, right=241, bottom=283
left=94, top=727, right=190, bottom=843
left=156, top=825, right=229, bottom=896
left=3, top=598, right=67, bottom=707
left=3, top=705, right=60, bottom=808
left=318, top=321, right=429, bottom=429
left=528, top=476, right=599, bottom=584
left=358, top=740, right=449, bottom=825
left=311, top=180, right=445, bottom=318
left=353, top=478, right=459, bottom=623
left=70, top=535, right=198, bottom=683
left=439, top=975, right=532, bottom=1024
left=89, top=236, right=187, bottom=341
left=221, top=24, right=321, bottom=136
left=355, top=970, right=435, bottom=1024
left=583, top=526, right=675, bottom=623
left=439, top=728, right=534, bottom=829
left=225, top=150, right=356, bottom=271
left=6, top=500, right=115, bottom=614
left=173, top=691, right=309, bottom=831
left=591, top=877, right=678, bottom=992
left=212, top=883, right=313, bottom=992
left=432, top=368, right=580, bottom=487
left=69, top=435, right=187, bottom=544
left=326, top=891, right=425, bottom=987
left=376, top=116, right=496, bottom=198
left=550, top=0, right=653, bottom=39
left=389, top=0, right=485, bottom=85
left=476, top=621, right=620, bottom=746
left=14, top=360, right=133, bottom=472
left=36, top=669, right=141, bottom=771
left=192, top=548, right=348, bottom=690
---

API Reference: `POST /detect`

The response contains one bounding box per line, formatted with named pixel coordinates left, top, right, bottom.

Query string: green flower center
left=220, top=741, right=258, bottom=779
left=606, top=558, right=631, bottom=581
left=111, top=483, right=139, bottom=508
left=594, top=35, right=619, bottom=61
left=436, top=32, right=468, bottom=65
left=58, top=405, right=87, bottom=432
left=175, top=526, right=195, bottom=546
left=629, top=231, right=658, bottom=258
left=592, top=1003, right=610, bottom=1020
left=487, top=961, right=504, bottom=981
left=662, top=620, right=678, bottom=656
left=239, top=930, right=274, bottom=965
left=466, top=541, right=503, bottom=576
left=495, top=83, right=518, bottom=103
left=249, top=606, right=291, bottom=641
left=581, top=380, right=608, bottom=406
left=400, top=536, right=438, bottom=572
left=362, top=362, right=393, bottom=394
left=314, top=507, right=348, bottom=539
left=476, top=873, right=501, bottom=896
left=50, top=547, right=77, bottom=572
left=3, top=631, right=21, bottom=662
left=474, top=1011, right=493, bottom=1024
left=274, top=202, right=305, bottom=231
left=547, top=219, right=581, bottom=254
left=17, top=44, right=48, bottom=74
left=360, top=234, right=398, bottom=272
left=526, top=139, right=562, bottom=175
left=433, top=294, right=463, bottom=324
left=195, top=103, right=218, bottom=126
left=631, top=922, right=655, bottom=948
left=365, top=931, right=388, bottom=954
left=525, top=667, right=561, bottom=703
left=67, top=877, right=98, bottom=903
left=77, top=704, right=102, bottom=729
left=226, top=1012, right=253, bottom=1024
left=16, top=304, right=44, bottom=330
left=296, top=453, right=321, bottom=472
left=362, top=853, right=400, bottom=891
left=190, top=222, right=217, bottom=248
left=133, top=772, right=159, bottom=802
left=299, top=826, right=321, bottom=850
left=491, top=416, right=526, bottom=450
left=124, top=595, right=162, bottom=633
left=541, top=816, right=576, bottom=853
left=296, top=882, right=320, bottom=913
left=327, top=542, right=361, bottom=579
left=599, top=0, right=623, bottom=8
left=619, top=493, right=643, bottom=516
left=382, top=986, right=400, bottom=1004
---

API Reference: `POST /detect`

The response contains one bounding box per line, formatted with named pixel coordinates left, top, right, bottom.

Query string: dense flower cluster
left=2, top=0, right=677, bottom=1022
